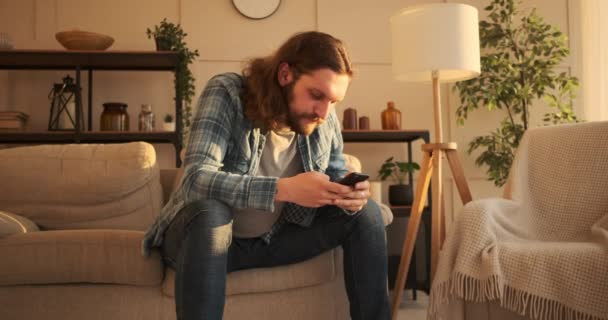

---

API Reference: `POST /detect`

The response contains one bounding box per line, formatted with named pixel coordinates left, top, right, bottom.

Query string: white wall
left=0, top=0, right=576, bottom=237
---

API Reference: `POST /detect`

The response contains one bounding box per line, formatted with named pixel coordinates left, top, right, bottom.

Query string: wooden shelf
left=341, top=130, right=430, bottom=143
left=0, top=131, right=176, bottom=144
left=0, top=49, right=183, bottom=166
left=0, top=50, right=179, bottom=70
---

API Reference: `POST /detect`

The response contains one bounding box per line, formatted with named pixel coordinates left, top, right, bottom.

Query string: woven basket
left=55, top=30, right=114, bottom=51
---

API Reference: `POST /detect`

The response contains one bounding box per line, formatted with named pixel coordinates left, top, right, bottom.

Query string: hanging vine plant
left=454, top=0, right=580, bottom=187
left=147, top=18, right=200, bottom=144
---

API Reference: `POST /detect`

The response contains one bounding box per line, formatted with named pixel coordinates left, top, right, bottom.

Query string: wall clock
left=232, top=0, right=281, bottom=19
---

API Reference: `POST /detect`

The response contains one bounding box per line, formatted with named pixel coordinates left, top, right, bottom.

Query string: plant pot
left=162, top=122, right=175, bottom=132
left=388, top=184, right=413, bottom=206
left=154, top=36, right=172, bottom=51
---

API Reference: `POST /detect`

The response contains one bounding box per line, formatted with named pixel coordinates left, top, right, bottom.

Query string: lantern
left=48, top=75, right=84, bottom=131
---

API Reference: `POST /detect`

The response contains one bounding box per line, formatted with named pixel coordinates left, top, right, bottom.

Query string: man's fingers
left=353, top=180, right=370, bottom=190
left=321, top=190, right=344, bottom=200
left=334, top=198, right=366, bottom=208
left=314, top=199, right=335, bottom=207
left=325, top=181, right=353, bottom=195
left=342, top=190, right=369, bottom=199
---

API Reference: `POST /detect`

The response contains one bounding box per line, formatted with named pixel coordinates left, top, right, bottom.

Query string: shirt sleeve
left=325, top=110, right=349, bottom=182
left=180, top=75, right=277, bottom=212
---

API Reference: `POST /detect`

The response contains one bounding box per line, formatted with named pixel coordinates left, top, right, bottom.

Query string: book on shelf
left=0, top=111, right=29, bottom=121
left=0, top=119, right=27, bottom=130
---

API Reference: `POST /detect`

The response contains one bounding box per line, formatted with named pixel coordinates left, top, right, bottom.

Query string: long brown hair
left=241, top=31, right=353, bottom=130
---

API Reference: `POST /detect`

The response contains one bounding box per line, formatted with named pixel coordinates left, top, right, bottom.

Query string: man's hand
left=276, top=172, right=352, bottom=208
left=332, top=179, right=370, bottom=212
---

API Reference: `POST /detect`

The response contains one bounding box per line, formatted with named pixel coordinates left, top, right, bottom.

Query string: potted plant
left=454, top=0, right=579, bottom=187
left=162, top=114, right=175, bottom=132
left=146, top=18, right=199, bottom=143
left=378, top=157, right=420, bottom=206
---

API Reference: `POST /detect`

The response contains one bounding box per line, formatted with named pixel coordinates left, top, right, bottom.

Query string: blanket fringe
left=428, top=272, right=605, bottom=320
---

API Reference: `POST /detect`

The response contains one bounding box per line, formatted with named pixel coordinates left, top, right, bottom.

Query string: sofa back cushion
left=0, top=142, right=163, bottom=231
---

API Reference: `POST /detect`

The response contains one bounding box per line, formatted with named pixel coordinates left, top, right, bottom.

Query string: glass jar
left=100, top=102, right=129, bottom=131
left=138, top=104, right=155, bottom=131
left=381, top=101, right=401, bottom=130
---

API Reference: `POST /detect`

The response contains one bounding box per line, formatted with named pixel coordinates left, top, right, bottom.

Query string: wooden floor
left=393, top=290, right=429, bottom=320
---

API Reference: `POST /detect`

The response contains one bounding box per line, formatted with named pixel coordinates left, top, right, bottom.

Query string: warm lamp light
left=388, top=3, right=480, bottom=318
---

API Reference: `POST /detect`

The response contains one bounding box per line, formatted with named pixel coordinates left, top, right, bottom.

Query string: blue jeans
left=161, top=199, right=389, bottom=320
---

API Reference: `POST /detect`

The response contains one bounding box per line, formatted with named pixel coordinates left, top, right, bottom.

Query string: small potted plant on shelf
left=146, top=18, right=199, bottom=143
left=162, top=114, right=175, bottom=132
left=378, top=156, right=420, bottom=206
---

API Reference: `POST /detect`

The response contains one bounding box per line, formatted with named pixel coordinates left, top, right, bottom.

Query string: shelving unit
left=0, top=49, right=183, bottom=166
left=342, top=129, right=432, bottom=295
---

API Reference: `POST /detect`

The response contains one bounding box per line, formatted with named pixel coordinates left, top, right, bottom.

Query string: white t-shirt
left=232, top=128, right=303, bottom=238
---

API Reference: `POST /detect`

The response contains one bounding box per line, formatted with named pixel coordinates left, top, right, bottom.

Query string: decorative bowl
left=55, top=30, right=114, bottom=51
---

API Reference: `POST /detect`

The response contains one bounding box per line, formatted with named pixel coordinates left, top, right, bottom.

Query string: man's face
left=281, top=68, right=350, bottom=136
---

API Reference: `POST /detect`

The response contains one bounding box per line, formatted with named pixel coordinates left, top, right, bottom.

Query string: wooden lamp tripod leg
left=390, top=150, right=433, bottom=319
left=445, top=149, right=472, bottom=204
left=390, top=146, right=472, bottom=320
left=390, top=73, right=473, bottom=319
left=430, top=148, right=443, bottom=282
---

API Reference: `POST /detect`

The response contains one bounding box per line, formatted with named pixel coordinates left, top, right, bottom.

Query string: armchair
left=429, top=122, right=608, bottom=320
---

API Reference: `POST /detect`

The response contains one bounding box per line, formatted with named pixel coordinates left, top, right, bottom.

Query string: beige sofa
left=0, top=142, right=392, bottom=320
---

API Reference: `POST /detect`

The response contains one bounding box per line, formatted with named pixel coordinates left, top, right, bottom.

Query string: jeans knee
left=358, top=199, right=385, bottom=230
left=183, top=199, right=233, bottom=254
left=182, top=199, right=233, bottom=231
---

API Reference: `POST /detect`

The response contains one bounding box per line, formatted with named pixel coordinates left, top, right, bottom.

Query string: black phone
left=337, top=172, right=370, bottom=186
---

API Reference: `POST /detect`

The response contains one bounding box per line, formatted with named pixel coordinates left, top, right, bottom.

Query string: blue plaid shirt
left=142, top=73, right=349, bottom=256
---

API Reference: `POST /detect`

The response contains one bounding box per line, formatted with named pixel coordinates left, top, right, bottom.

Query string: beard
left=281, top=82, right=322, bottom=136
left=287, top=113, right=321, bottom=136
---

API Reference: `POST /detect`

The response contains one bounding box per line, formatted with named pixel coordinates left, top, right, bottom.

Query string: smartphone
left=337, top=172, right=370, bottom=186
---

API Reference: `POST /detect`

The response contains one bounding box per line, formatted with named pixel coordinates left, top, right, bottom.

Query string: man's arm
left=180, top=74, right=277, bottom=212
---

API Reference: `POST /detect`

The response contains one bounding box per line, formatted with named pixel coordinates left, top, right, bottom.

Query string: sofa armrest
left=0, top=210, right=39, bottom=238
left=378, top=203, right=393, bottom=226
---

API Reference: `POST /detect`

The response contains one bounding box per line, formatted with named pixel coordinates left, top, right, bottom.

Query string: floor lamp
left=388, top=4, right=480, bottom=318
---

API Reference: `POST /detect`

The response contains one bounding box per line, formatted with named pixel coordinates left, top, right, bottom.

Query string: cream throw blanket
left=429, top=122, right=608, bottom=320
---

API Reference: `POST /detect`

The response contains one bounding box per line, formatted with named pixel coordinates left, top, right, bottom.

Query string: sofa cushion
left=162, top=248, right=342, bottom=297
left=0, top=142, right=163, bottom=230
left=0, top=210, right=39, bottom=238
left=0, top=230, right=163, bottom=286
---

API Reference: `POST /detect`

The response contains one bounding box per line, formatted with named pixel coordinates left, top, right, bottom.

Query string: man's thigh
left=227, top=205, right=361, bottom=272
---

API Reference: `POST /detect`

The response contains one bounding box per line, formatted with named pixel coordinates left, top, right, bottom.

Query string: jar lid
left=103, top=102, right=127, bottom=108
left=141, top=104, right=152, bottom=112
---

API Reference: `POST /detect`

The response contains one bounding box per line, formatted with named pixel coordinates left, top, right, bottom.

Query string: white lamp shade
left=391, top=3, right=481, bottom=83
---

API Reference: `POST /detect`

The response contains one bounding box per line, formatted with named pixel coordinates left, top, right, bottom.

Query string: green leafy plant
left=377, top=157, right=420, bottom=185
left=454, top=0, right=580, bottom=187
left=147, top=18, right=199, bottom=143
left=163, top=114, right=174, bottom=123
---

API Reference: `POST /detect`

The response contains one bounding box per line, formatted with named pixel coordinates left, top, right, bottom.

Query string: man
left=142, top=31, right=389, bottom=320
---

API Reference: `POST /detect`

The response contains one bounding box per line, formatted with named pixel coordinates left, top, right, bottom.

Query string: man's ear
left=277, top=62, right=293, bottom=86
